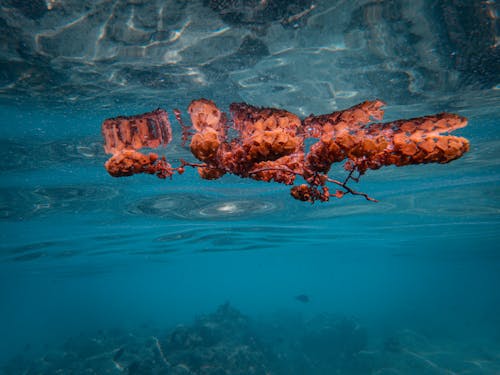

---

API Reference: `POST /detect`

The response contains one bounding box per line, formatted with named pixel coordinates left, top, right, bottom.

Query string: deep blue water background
left=1, top=105, right=499, bottom=373
left=1, top=1, right=499, bottom=373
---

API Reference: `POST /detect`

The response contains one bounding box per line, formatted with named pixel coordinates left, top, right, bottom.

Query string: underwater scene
left=0, top=0, right=499, bottom=374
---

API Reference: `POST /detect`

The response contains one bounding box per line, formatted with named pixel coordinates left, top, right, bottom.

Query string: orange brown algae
left=101, top=99, right=469, bottom=203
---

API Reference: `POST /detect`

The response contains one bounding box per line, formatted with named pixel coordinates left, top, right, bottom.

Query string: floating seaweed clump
left=102, top=99, right=469, bottom=203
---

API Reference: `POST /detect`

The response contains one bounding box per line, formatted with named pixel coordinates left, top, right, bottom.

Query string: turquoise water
left=1, top=1, right=499, bottom=374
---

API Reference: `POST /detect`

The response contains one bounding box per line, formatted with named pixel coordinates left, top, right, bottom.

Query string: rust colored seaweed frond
left=102, top=108, right=172, bottom=154
left=104, top=150, right=175, bottom=179
left=101, top=99, right=470, bottom=204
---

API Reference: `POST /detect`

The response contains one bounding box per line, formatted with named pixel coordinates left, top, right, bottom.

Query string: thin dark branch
left=326, top=177, right=378, bottom=202
left=343, top=168, right=355, bottom=184
left=247, top=166, right=378, bottom=202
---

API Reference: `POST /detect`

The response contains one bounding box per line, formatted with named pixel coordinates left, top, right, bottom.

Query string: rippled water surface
left=1, top=1, right=499, bottom=374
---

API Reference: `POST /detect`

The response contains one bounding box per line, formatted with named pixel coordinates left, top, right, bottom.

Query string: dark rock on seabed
left=3, top=303, right=499, bottom=374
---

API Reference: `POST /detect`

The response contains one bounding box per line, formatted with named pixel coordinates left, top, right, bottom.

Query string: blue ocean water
left=1, top=1, right=499, bottom=374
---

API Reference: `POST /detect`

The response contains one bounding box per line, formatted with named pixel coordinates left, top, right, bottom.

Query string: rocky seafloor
left=2, top=303, right=499, bottom=375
